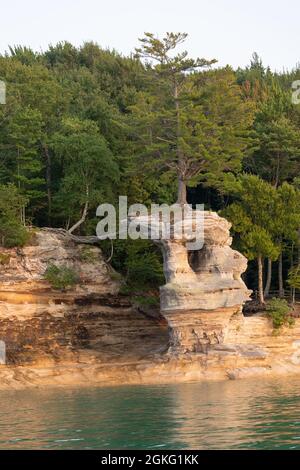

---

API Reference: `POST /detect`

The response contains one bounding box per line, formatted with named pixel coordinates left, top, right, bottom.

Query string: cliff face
left=1, top=227, right=300, bottom=390
left=0, top=230, right=168, bottom=366
left=130, top=209, right=251, bottom=353
left=0, top=229, right=119, bottom=298
left=159, top=211, right=251, bottom=313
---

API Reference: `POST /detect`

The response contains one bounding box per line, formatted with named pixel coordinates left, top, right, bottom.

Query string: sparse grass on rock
left=266, top=298, right=294, bottom=330
left=44, top=263, right=79, bottom=290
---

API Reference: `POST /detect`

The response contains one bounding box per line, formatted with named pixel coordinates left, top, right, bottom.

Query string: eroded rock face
left=165, top=307, right=241, bottom=354
left=0, top=230, right=168, bottom=364
left=158, top=211, right=251, bottom=313
left=1, top=228, right=300, bottom=388
left=0, top=229, right=119, bottom=297
left=130, top=208, right=251, bottom=353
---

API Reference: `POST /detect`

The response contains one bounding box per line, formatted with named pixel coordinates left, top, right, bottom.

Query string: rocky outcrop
left=159, top=211, right=250, bottom=312
left=0, top=230, right=168, bottom=366
left=0, top=229, right=119, bottom=298
left=1, top=226, right=300, bottom=390
left=1, top=311, right=300, bottom=390
left=130, top=208, right=251, bottom=353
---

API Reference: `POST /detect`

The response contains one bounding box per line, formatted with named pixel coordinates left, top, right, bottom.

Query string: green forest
left=1, top=32, right=300, bottom=304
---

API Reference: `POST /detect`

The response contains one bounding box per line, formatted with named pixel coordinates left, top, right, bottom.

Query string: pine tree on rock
left=133, top=33, right=254, bottom=204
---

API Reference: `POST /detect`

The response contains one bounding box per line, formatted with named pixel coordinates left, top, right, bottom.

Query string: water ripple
left=1, top=377, right=300, bottom=449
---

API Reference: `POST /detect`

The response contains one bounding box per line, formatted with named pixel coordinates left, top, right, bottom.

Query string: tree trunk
left=20, top=205, right=25, bottom=226
left=278, top=252, right=285, bottom=298
left=292, top=287, right=296, bottom=306
left=177, top=178, right=187, bottom=205
left=274, top=151, right=280, bottom=189
left=106, top=239, right=114, bottom=263
left=298, top=228, right=300, bottom=265
left=68, top=185, right=89, bottom=234
left=17, top=148, right=26, bottom=225
left=43, top=143, right=52, bottom=225
left=290, top=243, right=294, bottom=304
left=257, top=255, right=265, bottom=305
left=174, top=81, right=187, bottom=206
left=264, top=258, right=272, bottom=298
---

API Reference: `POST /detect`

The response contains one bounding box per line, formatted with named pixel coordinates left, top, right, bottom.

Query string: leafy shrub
left=79, top=246, right=98, bottom=264
left=0, top=219, right=29, bottom=248
left=0, top=184, right=29, bottom=248
left=119, top=284, right=134, bottom=295
left=44, top=264, right=79, bottom=290
left=125, top=250, right=164, bottom=288
left=266, top=298, right=294, bottom=330
left=101, top=239, right=164, bottom=290
left=109, top=270, right=123, bottom=281
left=133, top=295, right=160, bottom=308
left=0, top=253, right=10, bottom=265
left=288, top=266, right=300, bottom=290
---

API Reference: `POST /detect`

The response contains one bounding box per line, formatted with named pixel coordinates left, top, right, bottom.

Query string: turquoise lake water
left=1, top=377, right=300, bottom=449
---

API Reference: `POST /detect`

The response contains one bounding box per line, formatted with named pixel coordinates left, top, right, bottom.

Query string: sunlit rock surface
left=158, top=211, right=250, bottom=311
left=1, top=227, right=300, bottom=390
left=0, top=229, right=119, bottom=297
left=130, top=208, right=251, bottom=353
left=0, top=230, right=168, bottom=365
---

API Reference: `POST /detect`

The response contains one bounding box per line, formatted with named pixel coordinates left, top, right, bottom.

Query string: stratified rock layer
left=165, top=307, right=240, bottom=354
left=0, top=230, right=168, bottom=365
left=130, top=208, right=251, bottom=353
left=1, top=227, right=300, bottom=390
left=158, top=210, right=251, bottom=313
left=0, top=229, right=119, bottom=297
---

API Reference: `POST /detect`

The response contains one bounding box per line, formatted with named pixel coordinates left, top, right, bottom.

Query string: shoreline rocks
left=0, top=227, right=300, bottom=390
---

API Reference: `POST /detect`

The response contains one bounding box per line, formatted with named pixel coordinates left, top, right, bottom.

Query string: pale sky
left=0, top=0, right=299, bottom=71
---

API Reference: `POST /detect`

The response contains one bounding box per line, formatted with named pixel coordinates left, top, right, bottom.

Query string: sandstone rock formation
left=1, top=226, right=300, bottom=390
left=0, top=230, right=167, bottom=365
left=129, top=207, right=251, bottom=353
left=159, top=210, right=251, bottom=312
left=1, top=310, right=300, bottom=389
left=0, top=229, right=119, bottom=298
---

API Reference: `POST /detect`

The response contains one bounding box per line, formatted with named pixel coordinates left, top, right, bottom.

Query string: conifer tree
left=6, top=107, right=44, bottom=223
left=133, top=33, right=254, bottom=203
left=0, top=184, right=28, bottom=247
